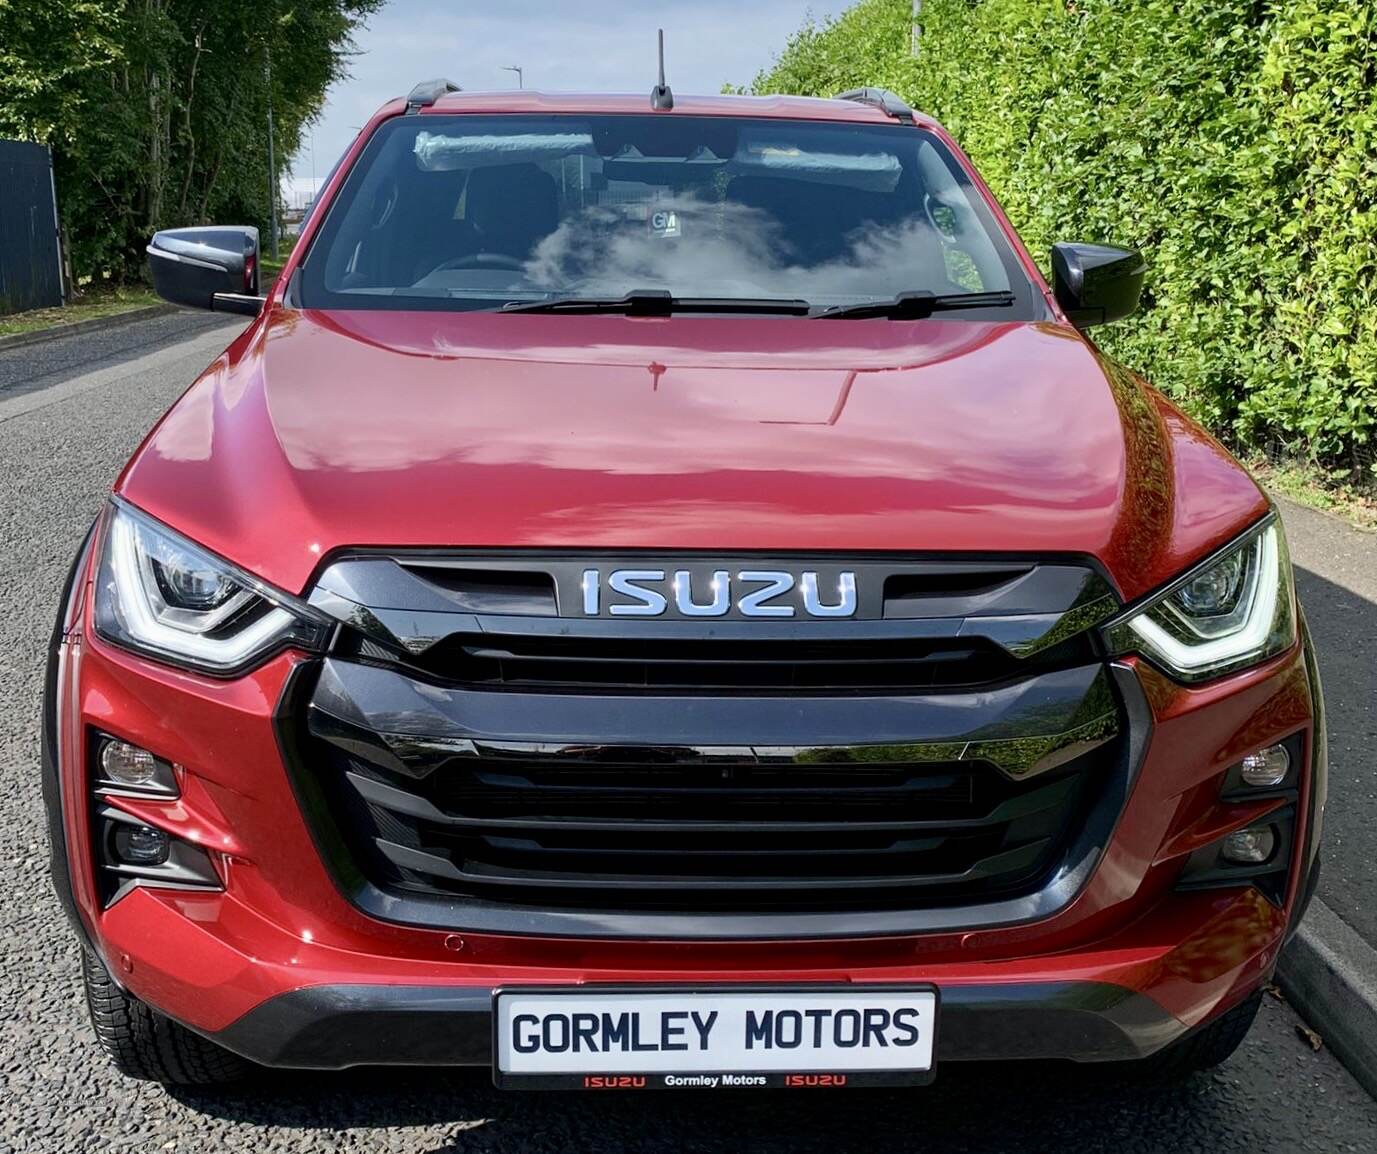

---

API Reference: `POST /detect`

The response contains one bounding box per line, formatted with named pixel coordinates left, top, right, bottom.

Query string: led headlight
left=94, top=502, right=329, bottom=675
left=1105, top=516, right=1296, bottom=683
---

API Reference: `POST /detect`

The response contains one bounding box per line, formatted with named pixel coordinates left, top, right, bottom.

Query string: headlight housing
left=1105, top=516, right=1296, bottom=683
left=94, top=502, right=330, bottom=675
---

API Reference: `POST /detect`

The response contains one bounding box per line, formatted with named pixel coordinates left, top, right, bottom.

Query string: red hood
left=117, top=308, right=1265, bottom=601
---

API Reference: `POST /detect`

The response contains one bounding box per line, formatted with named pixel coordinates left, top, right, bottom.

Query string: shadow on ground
left=163, top=1049, right=1291, bottom=1154
left=1292, top=564, right=1377, bottom=944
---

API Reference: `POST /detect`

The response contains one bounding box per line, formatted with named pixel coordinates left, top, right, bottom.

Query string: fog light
left=1221, top=825, right=1277, bottom=865
left=112, top=824, right=169, bottom=866
left=1240, top=744, right=1291, bottom=788
left=100, top=740, right=158, bottom=787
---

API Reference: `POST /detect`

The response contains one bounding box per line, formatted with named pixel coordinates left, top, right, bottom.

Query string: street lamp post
left=502, top=65, right=523, bottom=89
left=265, top=45, right=279, bottom=260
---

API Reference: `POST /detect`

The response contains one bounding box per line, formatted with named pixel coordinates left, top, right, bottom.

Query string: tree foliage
left=0, top=0, right=380, bottom=281
left=751, top=0, right=1377, bottom=477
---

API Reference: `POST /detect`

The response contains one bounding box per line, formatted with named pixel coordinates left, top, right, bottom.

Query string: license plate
left=493, top=986, right=938, bottom=1090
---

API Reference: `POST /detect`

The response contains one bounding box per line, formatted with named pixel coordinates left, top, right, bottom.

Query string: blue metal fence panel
left=0, top=140, right=63, bottom=314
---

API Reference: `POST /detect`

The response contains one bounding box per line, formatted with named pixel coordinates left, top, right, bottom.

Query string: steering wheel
left=428, top=252, right=527, bottom=274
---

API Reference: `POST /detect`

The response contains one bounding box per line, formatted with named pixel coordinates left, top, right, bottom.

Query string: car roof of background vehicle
left=402, top=89, right=941, bottom=129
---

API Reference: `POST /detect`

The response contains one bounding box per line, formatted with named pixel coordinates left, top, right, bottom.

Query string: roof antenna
left=650, top=29, right=674, bottom=111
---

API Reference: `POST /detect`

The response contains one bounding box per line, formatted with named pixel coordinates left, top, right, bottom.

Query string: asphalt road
left=0, top=312, right=1374, bottom=1153
left=0, top=309, right=231, bottom=402
left=1282, top=504, right=1377, bottom=946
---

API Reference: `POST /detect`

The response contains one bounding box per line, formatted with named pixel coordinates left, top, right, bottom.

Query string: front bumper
left=92, top=879, right=1285, bottom=1068
left=212, top=980, right=1184, bottom=1069
left=44, top=533, right=1325, bottom=1069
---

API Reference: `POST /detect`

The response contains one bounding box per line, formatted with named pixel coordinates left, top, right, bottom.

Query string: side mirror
left=1050, top=242, right=1146, bottom=328
left=147, top=226, right=264, bottom=316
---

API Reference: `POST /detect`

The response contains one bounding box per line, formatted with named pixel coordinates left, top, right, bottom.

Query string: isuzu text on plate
left=494, top=987, right=938, bottom=1089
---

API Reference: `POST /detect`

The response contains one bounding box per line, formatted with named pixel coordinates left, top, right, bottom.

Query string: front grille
left=286, top=552, right=1129, bottom=934
left=303, top=730, right=1101, bottom=912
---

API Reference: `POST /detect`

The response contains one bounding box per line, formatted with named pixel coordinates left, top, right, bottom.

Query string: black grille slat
left=442, top=766, right=976, bottom=812
left=408, top=633, right=1025, bottom=693
left=477, top=833, right=949, bottom=858
left=376, top=837, right=1054, bottom=892
left=344, top=768, right=1078, bottom=834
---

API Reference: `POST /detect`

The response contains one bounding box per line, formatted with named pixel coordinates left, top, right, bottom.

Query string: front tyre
left=1139, top=991, right=1262, bottom=1079
left=81, top=949, right=249, bottom=1085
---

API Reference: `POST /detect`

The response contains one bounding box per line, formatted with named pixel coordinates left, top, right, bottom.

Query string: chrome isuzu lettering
left=672, top=570, right=730, bottom=617
left=580, top=569, right=858, bottom=619
left=607, top=569, right=669, bottom=617
left=802, top=571, right=857, bottom=618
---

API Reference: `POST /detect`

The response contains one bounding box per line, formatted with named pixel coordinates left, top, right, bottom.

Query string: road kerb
left=1278, top=897, right=1377, bottom=1098
left=0, top=304, right=178, bottom=353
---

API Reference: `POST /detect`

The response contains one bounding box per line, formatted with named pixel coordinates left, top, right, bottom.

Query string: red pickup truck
left=44, top=82, right=1323, bottom=1090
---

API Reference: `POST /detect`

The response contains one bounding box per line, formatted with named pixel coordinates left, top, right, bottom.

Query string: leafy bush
left=751, top=0, right=1377, bottom=479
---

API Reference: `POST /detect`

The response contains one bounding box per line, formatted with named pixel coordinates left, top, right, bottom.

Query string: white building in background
left=282, top=176, right=323, bottom=212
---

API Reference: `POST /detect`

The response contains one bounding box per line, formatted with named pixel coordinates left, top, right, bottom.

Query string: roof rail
left=836, top=87, right=915, bottom=125
left=405, top=79, right=462, bottom=113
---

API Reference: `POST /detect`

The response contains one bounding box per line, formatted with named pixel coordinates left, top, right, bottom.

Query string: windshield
left=298, top=114, right=1039, bottom=316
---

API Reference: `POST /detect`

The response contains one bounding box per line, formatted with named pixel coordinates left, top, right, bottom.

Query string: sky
left=285, top=0, right=852, bottom=203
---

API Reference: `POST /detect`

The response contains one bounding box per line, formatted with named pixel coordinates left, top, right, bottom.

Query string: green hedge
left=751, top=0, right=1377, bottom=479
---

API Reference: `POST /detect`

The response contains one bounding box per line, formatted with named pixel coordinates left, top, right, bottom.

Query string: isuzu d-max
left=43, top=83, right=1325, bottom=1089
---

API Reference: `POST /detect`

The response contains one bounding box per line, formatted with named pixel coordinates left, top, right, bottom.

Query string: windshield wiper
left=814, top=290, right=1017, bottom=320
left=503, top=290, right=812, bottom=316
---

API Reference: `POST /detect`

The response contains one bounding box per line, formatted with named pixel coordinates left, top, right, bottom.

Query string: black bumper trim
left=205, top=980, right=1181, bottom=1070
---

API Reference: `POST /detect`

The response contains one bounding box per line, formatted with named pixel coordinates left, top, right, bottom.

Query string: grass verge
left=1251, top=457, right=1377, bottom=532
left=0, top=286, right=162, bottom=339
left=260, top=235, right=298, bottom=284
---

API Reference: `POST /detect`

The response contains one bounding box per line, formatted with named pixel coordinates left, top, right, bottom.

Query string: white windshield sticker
left=414, top=131, right=596, bottom=172
left=729, top=132, right=903, bottom=192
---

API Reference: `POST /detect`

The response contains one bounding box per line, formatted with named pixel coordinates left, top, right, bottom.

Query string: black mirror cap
left=147, top=226, right=262, bottom=314
left=1051, top=242, right=1146, bottom=328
